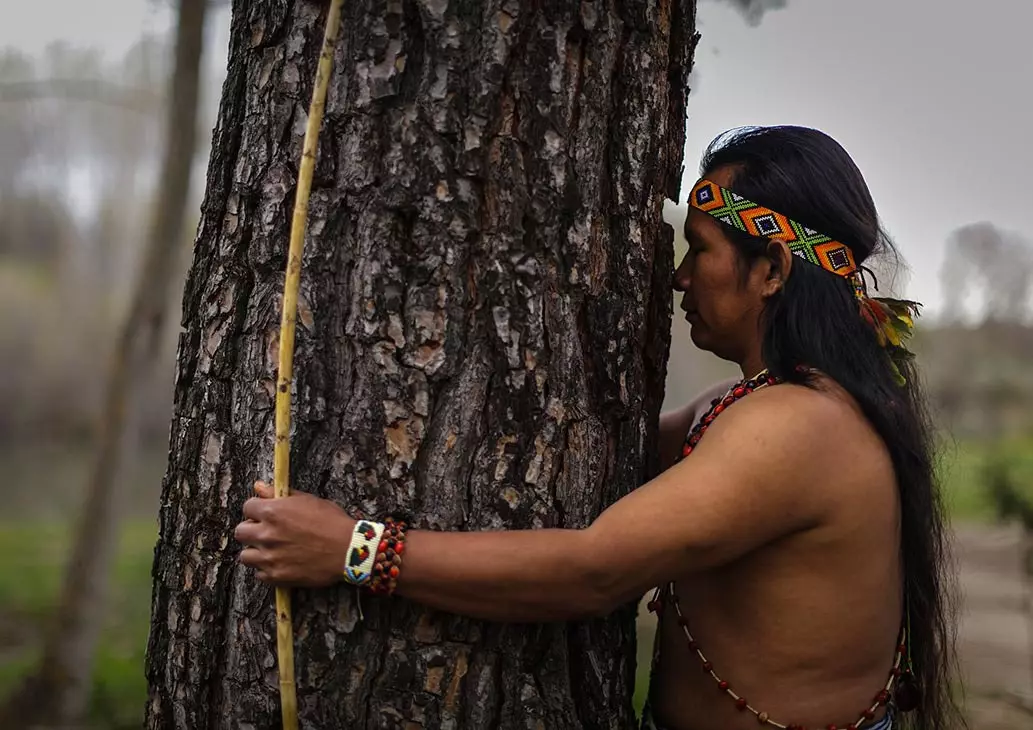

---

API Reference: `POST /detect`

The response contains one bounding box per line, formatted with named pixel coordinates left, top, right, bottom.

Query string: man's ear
left=762, top=240, right=793, bottom=298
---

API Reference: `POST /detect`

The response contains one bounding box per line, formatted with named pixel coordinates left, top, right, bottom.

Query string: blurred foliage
left=937, top=436, right=1033, bottom=523
left=0, top=520, right=155, bottom=729
left=0, top=31, right=215, bottom=443
left=981, top=442, right=1033, bottom=531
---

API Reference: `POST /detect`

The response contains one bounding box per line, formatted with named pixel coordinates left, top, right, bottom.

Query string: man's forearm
left=395, top=527, right=614, bottom=623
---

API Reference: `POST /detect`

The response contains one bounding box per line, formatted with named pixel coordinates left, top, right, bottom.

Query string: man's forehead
left=683, top=206, right=713, bottom=236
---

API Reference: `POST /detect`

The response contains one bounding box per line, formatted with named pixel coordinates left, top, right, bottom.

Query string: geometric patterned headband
left=689, top=178, right=862, bottom=290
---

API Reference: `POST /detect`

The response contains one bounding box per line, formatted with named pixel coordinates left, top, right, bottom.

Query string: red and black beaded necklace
left=647, top=369, right=919, bottom=730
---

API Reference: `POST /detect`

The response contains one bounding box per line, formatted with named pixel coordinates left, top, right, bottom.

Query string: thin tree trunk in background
left=145, top=1, right=697, bottom=728
left=0, top=1, right=209, bottom=727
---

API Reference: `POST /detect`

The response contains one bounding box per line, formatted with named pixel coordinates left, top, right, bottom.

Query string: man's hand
left=234, top=481, right=355, bottom=587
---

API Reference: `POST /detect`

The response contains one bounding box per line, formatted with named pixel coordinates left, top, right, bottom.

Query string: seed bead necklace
left=647, top=369, right=912, bottom=730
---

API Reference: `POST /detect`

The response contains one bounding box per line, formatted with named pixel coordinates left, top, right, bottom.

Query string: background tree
left=0, top=0, right=210, bottom=726
left=144, top=1, right=697, bottom=728
left=940, top=221, right=1033, bottom=325
left=714, top=0, right=787, bottom=25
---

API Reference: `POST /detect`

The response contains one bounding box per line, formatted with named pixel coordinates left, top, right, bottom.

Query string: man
left=235, top=126, right=959, bottom=730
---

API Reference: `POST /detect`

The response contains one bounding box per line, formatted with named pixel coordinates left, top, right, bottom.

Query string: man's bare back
left=648, top=378, right=903, bottom=730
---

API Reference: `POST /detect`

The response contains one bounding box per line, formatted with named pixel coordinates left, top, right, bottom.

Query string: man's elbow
left=574, top=530, right=637, bottom=618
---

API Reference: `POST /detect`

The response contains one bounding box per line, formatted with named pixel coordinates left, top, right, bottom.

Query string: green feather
left=866, top=297, right=922, bottom=387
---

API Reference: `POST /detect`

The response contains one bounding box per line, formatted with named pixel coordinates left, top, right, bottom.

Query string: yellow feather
left=883, top=321, right=902, bottom=347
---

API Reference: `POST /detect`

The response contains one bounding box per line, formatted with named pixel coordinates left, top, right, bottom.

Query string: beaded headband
left=688, top=177, right=922, bottom=385
left=689, top=178, right=864, bottom=293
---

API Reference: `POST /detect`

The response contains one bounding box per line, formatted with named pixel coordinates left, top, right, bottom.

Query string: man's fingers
left=238, top=546, right=264, bottom=568
left=252, top=480, right=312, bottom=500
left=234, top=520, right=262, bottom=545
left=255, top=569, right=289, bottom=585
left=242, top=496, right=271, bottom=522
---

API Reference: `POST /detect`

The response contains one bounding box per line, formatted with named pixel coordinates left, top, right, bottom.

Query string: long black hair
left=700, top=126, right=961, bottom=730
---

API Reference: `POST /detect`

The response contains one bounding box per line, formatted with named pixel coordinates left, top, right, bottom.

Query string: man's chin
left=687, top=322, right=710, bottom=351
left=688, top=328, right=739, bottom=365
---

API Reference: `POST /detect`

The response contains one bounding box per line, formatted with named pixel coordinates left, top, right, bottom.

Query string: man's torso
left=648, top=380, right=903, bottom=730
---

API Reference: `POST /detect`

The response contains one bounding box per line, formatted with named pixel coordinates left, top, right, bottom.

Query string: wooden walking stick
left=273, top=1, right=345, bottom=727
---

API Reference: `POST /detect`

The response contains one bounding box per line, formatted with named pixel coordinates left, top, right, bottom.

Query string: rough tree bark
left=145, top=1, right=697, bottom=728
left=0, top=1, right=208, bottom=727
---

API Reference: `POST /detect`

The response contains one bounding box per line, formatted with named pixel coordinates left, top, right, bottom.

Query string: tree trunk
left=145, top=1, right=697, bottom=728
left=0, top=1, right=209, bottom=727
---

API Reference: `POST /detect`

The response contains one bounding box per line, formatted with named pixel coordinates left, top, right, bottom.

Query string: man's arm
left=237, top=384, right=841, bottom=622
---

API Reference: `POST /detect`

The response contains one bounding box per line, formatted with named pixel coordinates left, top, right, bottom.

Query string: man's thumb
left=254, top=481, right=275, bottom=499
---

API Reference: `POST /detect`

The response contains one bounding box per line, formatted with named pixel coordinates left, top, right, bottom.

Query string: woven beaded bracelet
left=342, top=519, right=384, bottom=586
left=369, top=517, right=408, bottom=595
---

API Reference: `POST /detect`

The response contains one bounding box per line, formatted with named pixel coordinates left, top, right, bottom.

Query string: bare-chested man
left=235, top=126, right=959, bottom=730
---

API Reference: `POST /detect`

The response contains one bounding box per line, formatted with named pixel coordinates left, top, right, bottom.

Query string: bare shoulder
left=694, top=377, right=890, bottom=491
left=705, top=378, right=865, bottom=441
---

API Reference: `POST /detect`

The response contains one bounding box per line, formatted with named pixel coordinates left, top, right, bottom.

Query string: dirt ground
left=951, top=523, right=1032, bottom=728
left=637, top=523, right=1033, bottom=728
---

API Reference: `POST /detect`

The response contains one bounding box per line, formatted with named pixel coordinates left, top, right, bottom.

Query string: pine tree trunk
left=145, top=1, right=697, bottom=728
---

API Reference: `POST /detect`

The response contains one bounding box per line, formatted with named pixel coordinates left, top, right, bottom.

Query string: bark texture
left=145, top=1, right=697, bottom=728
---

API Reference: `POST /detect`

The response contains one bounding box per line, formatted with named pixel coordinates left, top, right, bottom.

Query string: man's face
left=674, top=167, right=770, bottom=364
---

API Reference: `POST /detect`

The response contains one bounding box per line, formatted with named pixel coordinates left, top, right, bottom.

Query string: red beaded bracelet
left=368, top=517, right=408, bottom=595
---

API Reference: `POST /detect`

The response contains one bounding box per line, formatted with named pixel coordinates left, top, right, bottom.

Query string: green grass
left=937, top=435, right=1033, bottom=523
left=937, top=439, right=999, bottom=522
left=0, top=519, right=156, bottom=729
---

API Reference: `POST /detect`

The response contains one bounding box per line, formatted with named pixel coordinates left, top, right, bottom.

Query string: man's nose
left=672, top=264, right=690, bottom=292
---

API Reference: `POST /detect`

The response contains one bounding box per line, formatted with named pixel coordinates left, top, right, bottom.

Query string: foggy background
left=1, top=1, right=1031, bottom=728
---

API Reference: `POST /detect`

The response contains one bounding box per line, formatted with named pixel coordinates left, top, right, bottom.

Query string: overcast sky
left=3, top=0, right=1030, bottom=318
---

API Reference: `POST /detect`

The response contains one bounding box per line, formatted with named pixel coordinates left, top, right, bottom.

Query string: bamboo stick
left=274, top=1, right=345, bottom=728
